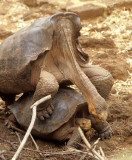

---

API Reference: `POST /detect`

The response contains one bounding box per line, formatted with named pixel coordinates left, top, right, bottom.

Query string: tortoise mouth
left=81, top=126, right=91, bottom=131
left=80, top=122, right=91, bottom=131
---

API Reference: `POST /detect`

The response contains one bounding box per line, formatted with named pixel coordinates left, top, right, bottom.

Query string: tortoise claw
left=47, top=106, right=53, bottom=114
left=37, top=102, right=54, bottom=120
left=40, top=116, right=45, bottom=121
left=44, top=113, right=50, bottom=118
left=51, top=104, right=54, bottom=110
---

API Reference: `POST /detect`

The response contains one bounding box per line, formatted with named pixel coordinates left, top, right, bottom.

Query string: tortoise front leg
left=82, top=65, right=113, bottom=139
left=33, top=70, right=59, bottom=120
left=67, top=127, right=81, bottom=148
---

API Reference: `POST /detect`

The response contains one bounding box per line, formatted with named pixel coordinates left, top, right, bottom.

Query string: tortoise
left=0, top=12, right=113, bottom=139
left=9, top=87, right=112, bottom=145
left=9, top=87, right=92, bottom=147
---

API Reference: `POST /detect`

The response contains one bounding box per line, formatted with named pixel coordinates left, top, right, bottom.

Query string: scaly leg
left=82, top=65, right=113, bottom=139
left=33, top=70, right=59, bottom=120
left=82, top=65, right=113, bottom=99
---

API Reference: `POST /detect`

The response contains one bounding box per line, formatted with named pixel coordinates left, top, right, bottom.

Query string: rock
left=34, top=0, right=72, bottom=9
left=96, top=51, right=108, bottom=59
left=101, top=0, right=132, bottom=9
left=111, top=88, right=117, bottom=94
left=79, top=36, right=115, bottom=49
left=100, top=62, right=129, bottom=81
left=22, top=0, right=38, bottom=6
left=128, top=51, right=132, bottom=56
left=119, top=92, right=132, bottom=101
left=0, top=28, right=13, bottom=40
left=126, top=25, right=132, bottom=30
left=23, top=12, right=40, bottom=21
left=68, top=3, right=107, bottom=20
left=89, top=26, right=110, bottom=32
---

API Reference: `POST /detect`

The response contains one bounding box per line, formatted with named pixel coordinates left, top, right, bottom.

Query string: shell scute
left=9, top=87, right=86, bottom=135
left=0, top=17, right=53, bottom=72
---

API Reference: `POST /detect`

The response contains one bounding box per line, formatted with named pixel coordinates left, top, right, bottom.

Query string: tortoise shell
left=0, top=12, right=81, bottom=73
left=9, top=87, right=87, bottom=135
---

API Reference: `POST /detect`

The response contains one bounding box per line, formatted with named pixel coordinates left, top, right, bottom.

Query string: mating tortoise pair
left=0, top=12, right=113, bottom=144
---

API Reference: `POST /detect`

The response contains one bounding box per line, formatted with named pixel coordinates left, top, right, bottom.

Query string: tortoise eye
left=82, top=122, right=86, bottom=125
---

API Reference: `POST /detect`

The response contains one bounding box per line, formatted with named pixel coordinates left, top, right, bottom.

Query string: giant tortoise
left=9, top=87, right=92, bottom=146
left=9, top=87, right=112, bottom=142
left=0, top=12, right=113, bottom=139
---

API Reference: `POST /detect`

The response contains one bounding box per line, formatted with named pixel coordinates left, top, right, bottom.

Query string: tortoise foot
left=37, top=100, right=54, bottom=120
left=91, top=119, right=113, bottom=140
left=99, top=125, right=113, bottom=140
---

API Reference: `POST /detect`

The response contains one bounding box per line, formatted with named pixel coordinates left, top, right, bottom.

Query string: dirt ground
left=0, top=0, right=132, bottom=160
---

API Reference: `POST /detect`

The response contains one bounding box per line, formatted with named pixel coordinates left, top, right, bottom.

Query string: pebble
left=96, top=51, right=108, bottom=59
left=111, top=88, right=117, bottom=94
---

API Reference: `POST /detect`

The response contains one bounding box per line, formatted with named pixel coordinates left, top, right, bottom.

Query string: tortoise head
left=75, top=118, right=91, bottom=131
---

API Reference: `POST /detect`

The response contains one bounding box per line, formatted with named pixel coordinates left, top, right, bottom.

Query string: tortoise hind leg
left=32, top=70, right=59, bottom=120
left=82, top=65, right=113, bottom=99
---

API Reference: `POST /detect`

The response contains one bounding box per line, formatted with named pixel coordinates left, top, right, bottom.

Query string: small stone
left=119, top=92, right=132, bottom=101
left=96, top=51, right=108, bottom=59
left=125, top=46, right=132, bottom=51
left=102, top=32, right=111, bottom=37
left=122, top=93, right=131, bottom=101
left=88, top=24, right=93, bottom=27
left=126, top=25, right=132, bottom=30
left=122, top=34, right=128, bottom=39
left=111, top=88, right=117, bottom=94
left=23, top=0, right=37, bottom=6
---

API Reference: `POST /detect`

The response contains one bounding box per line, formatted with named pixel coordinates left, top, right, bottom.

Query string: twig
left=79, top=153, right=88, bottom=160
left=30, top=134, right=39, bottom=151
left=1, top=136, right=105, bottom=159
left=99, top=147, right=105, bottom=158
left=90, top=138, right=100, bottom=150
left=12, top=95, right=51, bottom=160
left=0, top=150, right=6, bottom=160
left=10, top=124, right=25, bottom=134
left=77, top=127, right=107, bottom=160
left=15, top=132, right=21, bottom=143
left=0, top=137, right=84, bottom=156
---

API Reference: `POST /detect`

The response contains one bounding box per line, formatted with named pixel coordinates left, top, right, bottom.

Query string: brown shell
left=0, top=17, right=53, bottom=73
left=9, top=87, right=87, bottom=135
left=0, top=12, right=80, bottom=73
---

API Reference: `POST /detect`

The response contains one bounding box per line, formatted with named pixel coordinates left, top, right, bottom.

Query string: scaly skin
left=75, top=118, right=91, bottom=131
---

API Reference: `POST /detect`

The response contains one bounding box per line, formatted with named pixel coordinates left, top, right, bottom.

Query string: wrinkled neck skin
left=50, top=18, right=108, bottom=122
